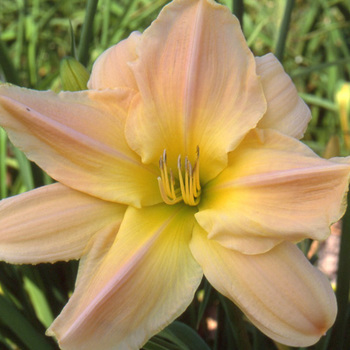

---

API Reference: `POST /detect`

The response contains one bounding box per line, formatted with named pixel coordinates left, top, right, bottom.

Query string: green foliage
left=0, top=0, right=349, bottom=349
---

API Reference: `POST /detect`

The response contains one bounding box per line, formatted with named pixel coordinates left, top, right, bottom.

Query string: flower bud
left=336, top=81, right=350, bottom=150
left=60, top=57, right=90, bottom=91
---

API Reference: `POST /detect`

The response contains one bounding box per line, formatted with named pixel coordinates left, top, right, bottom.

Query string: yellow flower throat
left=158, top=147, right=201, bottom=206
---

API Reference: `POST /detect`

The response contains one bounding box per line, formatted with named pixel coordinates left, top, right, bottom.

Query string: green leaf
left=78, top=0, right=100, bottom=66
left=299, top=93, right=338, bottom=112
left=233, top=0, right=244, bottom=29
left=0, top=38, right=20, bottom=85
left=218, top=294, right=252, bottom=350
left=158, top=321, right=211, bottom=350
left=11, top=145, right=34, bottom=191
left=0, top=294, right=54, bottom=350
left=143, top=339, right=175, bottom=350
left=196, top=278, right=212, bottom=328
left=23, top=274, right=54, bottom=328
left=275, top=0, right=295, bottom=61
left=143, top=338, right=178, bottom=350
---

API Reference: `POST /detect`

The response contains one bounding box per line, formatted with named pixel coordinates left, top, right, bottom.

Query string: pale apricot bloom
left=0, top=0, right=349, bottom=349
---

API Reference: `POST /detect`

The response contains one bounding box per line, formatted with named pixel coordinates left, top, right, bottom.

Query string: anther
left=158, top=148, right=201, bottom=206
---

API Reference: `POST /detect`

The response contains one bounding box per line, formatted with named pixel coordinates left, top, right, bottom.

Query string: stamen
left=158, top=148, right=201, bottom=206
left=184, top=157, right=189, bottom=203
left=178, top=155, right=186, bottom=199
left=169, top=169, right=176, bottom=199
left=162, top=150, right=171, bottom=196
left=194, top=146, right=201, bottom=193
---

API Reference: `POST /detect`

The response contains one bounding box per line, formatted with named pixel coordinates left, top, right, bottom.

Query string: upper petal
left=190, top=226, right=337, bottom=347
left=0, top=183, right=125, bottom=264
left=196, top=129, right=350, bottom=254
left=47, top=204, right=202, bottom=350
left=0, top=85, right=160, bottom=207
left=88, top=32, right=141, bottom=90
left=256, top=53, right=311, bottom=139
left=125, top=0, right=266, bottom=181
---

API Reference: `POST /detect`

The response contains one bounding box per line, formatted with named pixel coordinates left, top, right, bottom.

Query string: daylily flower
left=0, top=0, right=349, bottom=349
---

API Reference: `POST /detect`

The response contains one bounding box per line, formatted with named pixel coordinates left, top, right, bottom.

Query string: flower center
left=158, top=147, right=201, bottom=206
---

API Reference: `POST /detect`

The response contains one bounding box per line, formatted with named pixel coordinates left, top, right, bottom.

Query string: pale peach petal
left=88, top=32, right=140, bottom=90
left=125, top=0, right=266, bottom=181
left=0, top=85, right=161, bottom=207
left=190, top=226, right=337, bottom=347
left=256, top=53, right=311, bottom=139
left=47, top=204, right=202, bottom=350
left=0, top=183, right=125, bottom=264
left=196, top=129, right=350, bottom=254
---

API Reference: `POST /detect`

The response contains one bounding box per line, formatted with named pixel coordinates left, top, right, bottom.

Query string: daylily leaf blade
left=158, top=321, right=211, bottom=350
left=0, top=294, right=55, bottom=350
left=217, top=294, right=252, bottom=350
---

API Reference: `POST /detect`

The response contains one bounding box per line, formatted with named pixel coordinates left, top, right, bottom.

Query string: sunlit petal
left=125, top=0, right=266, bottom=181
left=88, top=32, right=141, bottom=90
left=0, top=183, right=125, bottom=264
left=190, top=226, right=337, bottom=347
left=0, top=85, right=160, bottom=207
left=196, top=129, right=350, bottom=254
left=47, top=204, right=202, bottom=350
left=256, top=53, right=311, bottom=139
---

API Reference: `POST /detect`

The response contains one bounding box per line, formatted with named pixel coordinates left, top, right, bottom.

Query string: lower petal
left=190, top=225, right=337, bottom=347
left=0, top=183, right=125, bottom=264
left=47, top=204, right=202, bottom=350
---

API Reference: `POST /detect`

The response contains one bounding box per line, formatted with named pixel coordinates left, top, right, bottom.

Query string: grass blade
left=233, top=0, right=244, bottom=29
left=0, top=39, right=19, bottom=85
left=218, top=294, right=252, bottom=350
left=275, top=0, right=295, bottom=61
left=0, top=294, right=54, bottom=350
left=78, top=0, right=100, bottom=66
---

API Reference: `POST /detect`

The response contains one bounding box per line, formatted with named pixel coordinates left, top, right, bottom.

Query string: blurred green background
left=0, top=0, right=350, bottom=349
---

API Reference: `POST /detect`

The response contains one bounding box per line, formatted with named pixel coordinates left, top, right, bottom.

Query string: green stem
left=78, top=0, right=100, bottom=66
left=0, top=39, right=20, bottom=85
left=275, top=0, right=295, bottom=61
left=233, top=0, right=244, bottom=29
